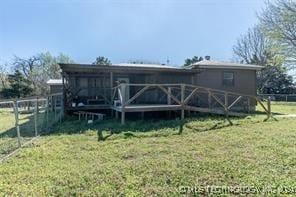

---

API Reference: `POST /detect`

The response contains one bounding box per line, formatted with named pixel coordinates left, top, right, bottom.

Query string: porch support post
left=110, top=72, right=113, bottom=104
left=181, top=84, right=185, bottom=120
left=208, top=92, right=212, bottom=108
left=224, top=93, right=233, bottom=125
left=167, top=87, right=172, bottom=117
left=121, top=111, right=125, bottom=125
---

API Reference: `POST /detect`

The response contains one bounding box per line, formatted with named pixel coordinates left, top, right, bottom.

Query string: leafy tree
left=92, top=56, right=111, bottom=66
left=0, top=63, right=9, bottom=91
left=40, top=52, right=73, bottom=79
left=183, top=56, right=204, bottom=67
left=259, top=0, right=296, bottom=66
left=258, top=65, right=296, bottom=94
left=0, top=70, right=33, bottom=98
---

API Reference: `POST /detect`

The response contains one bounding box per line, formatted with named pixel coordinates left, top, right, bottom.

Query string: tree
left=12, top=52, right=73, bottom=95
left=40, top=52, right=73, bottom=79
left=183, top=56, right=204, bottom=67
left=233, top=26, right=268, bottom=65
left=0, top=70, right=33, bottom=98
left=259, top=0, right=296, bottom=65
left=92, top=56, right=111, bottom=66
left=257, top=65, right=296, bottom=94
left=0, top=63, right=9, bottom=90
left=233, top=25, right=295, bottom=94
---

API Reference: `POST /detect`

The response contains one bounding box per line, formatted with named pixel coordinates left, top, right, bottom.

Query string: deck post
left=267, top=98, right=271, bottom=119
left=208, top=92, right=212, bottom=108
left=110, top=72, right=113, bottom=103
left=181, top=84, right=185, bottom=120
left=167, top=87, right=172, bottom=117
left=121, top=83, right=126, bottom=125
left=110, top=72, right=114, bottom=116
left=224, top=93, right=233, bottom=125
left=115, top=111, right=119, bottom=119
left=121, top=111, right=125, bottom=125
left=121, top=84, right=126, bottom=106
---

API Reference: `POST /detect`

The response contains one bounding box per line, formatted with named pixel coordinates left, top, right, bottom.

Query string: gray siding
left=196, top=69, right=256, bottom=95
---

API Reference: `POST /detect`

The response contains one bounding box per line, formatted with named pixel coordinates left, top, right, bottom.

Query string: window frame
left=222, top=71, right=235, bottom=87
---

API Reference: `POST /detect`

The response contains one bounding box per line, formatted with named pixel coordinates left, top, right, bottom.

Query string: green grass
left=0, top=102, right=295, bottom=195
left=0, top=109, right=53, bottom=157
left=0, top=114, right=295, bottom=196
left=256, top=101, right=296, bottom=114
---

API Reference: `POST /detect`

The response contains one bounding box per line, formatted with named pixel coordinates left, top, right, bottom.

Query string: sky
left=0, top=0, right=267, bottom=66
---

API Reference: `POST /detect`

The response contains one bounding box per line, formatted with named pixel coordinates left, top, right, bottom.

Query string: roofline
left=59, top=63, right=195, bottom=73
left=191, top=60, right=263, bottom=70
left=197, top=65, right=262, bottom=71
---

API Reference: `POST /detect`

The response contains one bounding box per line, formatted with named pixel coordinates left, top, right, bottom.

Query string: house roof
left=59, top=63, right=195, bottom=73
left=46, top=79, right=62, bottom=85
left=190, top=60, right=263, bottom=70
left=59, top=60, right=262, bottom=74
left=114, top=63, right=178, bottom=69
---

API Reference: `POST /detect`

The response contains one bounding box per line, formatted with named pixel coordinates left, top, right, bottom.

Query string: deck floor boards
left=111, top=104, right=182, bottom=112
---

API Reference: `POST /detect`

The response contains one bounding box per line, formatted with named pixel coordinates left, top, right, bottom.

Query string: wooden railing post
left=121, top=83, right=126, bottom=125
left=208, top=92, right=211, bottom=108
left=167, top=87, right=172, bottom=117
left=181, top=84, right=185, bottom=120
left=167, top=87, right=171, bottom=105
left=224, top=92, right=232, bottom=125
left=110, top=72, right=113, bottom=104
left=267, top=98, right=271, bottom=118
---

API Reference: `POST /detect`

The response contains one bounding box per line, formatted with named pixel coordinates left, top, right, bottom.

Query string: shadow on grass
left=49, top=113, right=251, bottom=141
left=0, top=111, right=56, bottom=139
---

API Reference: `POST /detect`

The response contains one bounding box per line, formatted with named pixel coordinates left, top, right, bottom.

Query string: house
left=59, top=60, right=262, bottom=123
left=46, top=79, right=63, bottom=94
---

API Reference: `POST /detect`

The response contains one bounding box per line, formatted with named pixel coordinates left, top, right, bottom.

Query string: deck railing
left=112, top=83, right=274, bottom=124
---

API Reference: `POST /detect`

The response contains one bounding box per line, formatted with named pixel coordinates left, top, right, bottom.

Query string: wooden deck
left=65, top=83, right=273, bottom=125
left=111, top=104, right=182, bottom=112
left=66, top=104, right=110, bottom=111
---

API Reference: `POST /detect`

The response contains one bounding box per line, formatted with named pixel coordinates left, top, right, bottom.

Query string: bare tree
left=259, top=0, right=296, bottom=62
left=233, top=26, right=272, bottom=66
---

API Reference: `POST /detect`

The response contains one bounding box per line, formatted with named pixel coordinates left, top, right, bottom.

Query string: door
left=117, top=78, right=130, bottom=103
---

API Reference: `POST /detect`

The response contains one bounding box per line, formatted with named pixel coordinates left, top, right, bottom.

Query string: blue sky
left=0, top=0, right=267, bottom=66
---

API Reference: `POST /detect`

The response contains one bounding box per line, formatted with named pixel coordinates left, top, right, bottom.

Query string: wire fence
left=258, top=94, right=296, bottom=102
left=0, top=94, right=63, bottom=160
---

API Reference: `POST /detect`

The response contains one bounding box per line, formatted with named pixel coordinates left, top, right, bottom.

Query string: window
left=90, top=78, right=102, bottom=87
left=223, top=72, right=234, bottom=86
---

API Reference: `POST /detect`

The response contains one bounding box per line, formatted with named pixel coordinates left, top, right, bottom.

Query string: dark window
left=223, top=72, right=234, bottom=86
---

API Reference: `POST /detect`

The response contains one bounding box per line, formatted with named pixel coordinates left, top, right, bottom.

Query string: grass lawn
left=0, top=112, right=295, bottom=196
left=256, top=101, right=296, bottom=115
left=0, top=109, right=50, bottom=157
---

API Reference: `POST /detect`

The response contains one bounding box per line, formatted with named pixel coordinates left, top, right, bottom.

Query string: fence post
left=46, top=97, right=49, bottom=132
left=13, top=100, right=21, bottom=148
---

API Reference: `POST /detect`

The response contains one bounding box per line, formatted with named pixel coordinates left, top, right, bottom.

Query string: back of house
left=59, top=60, right=261, bottom=114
